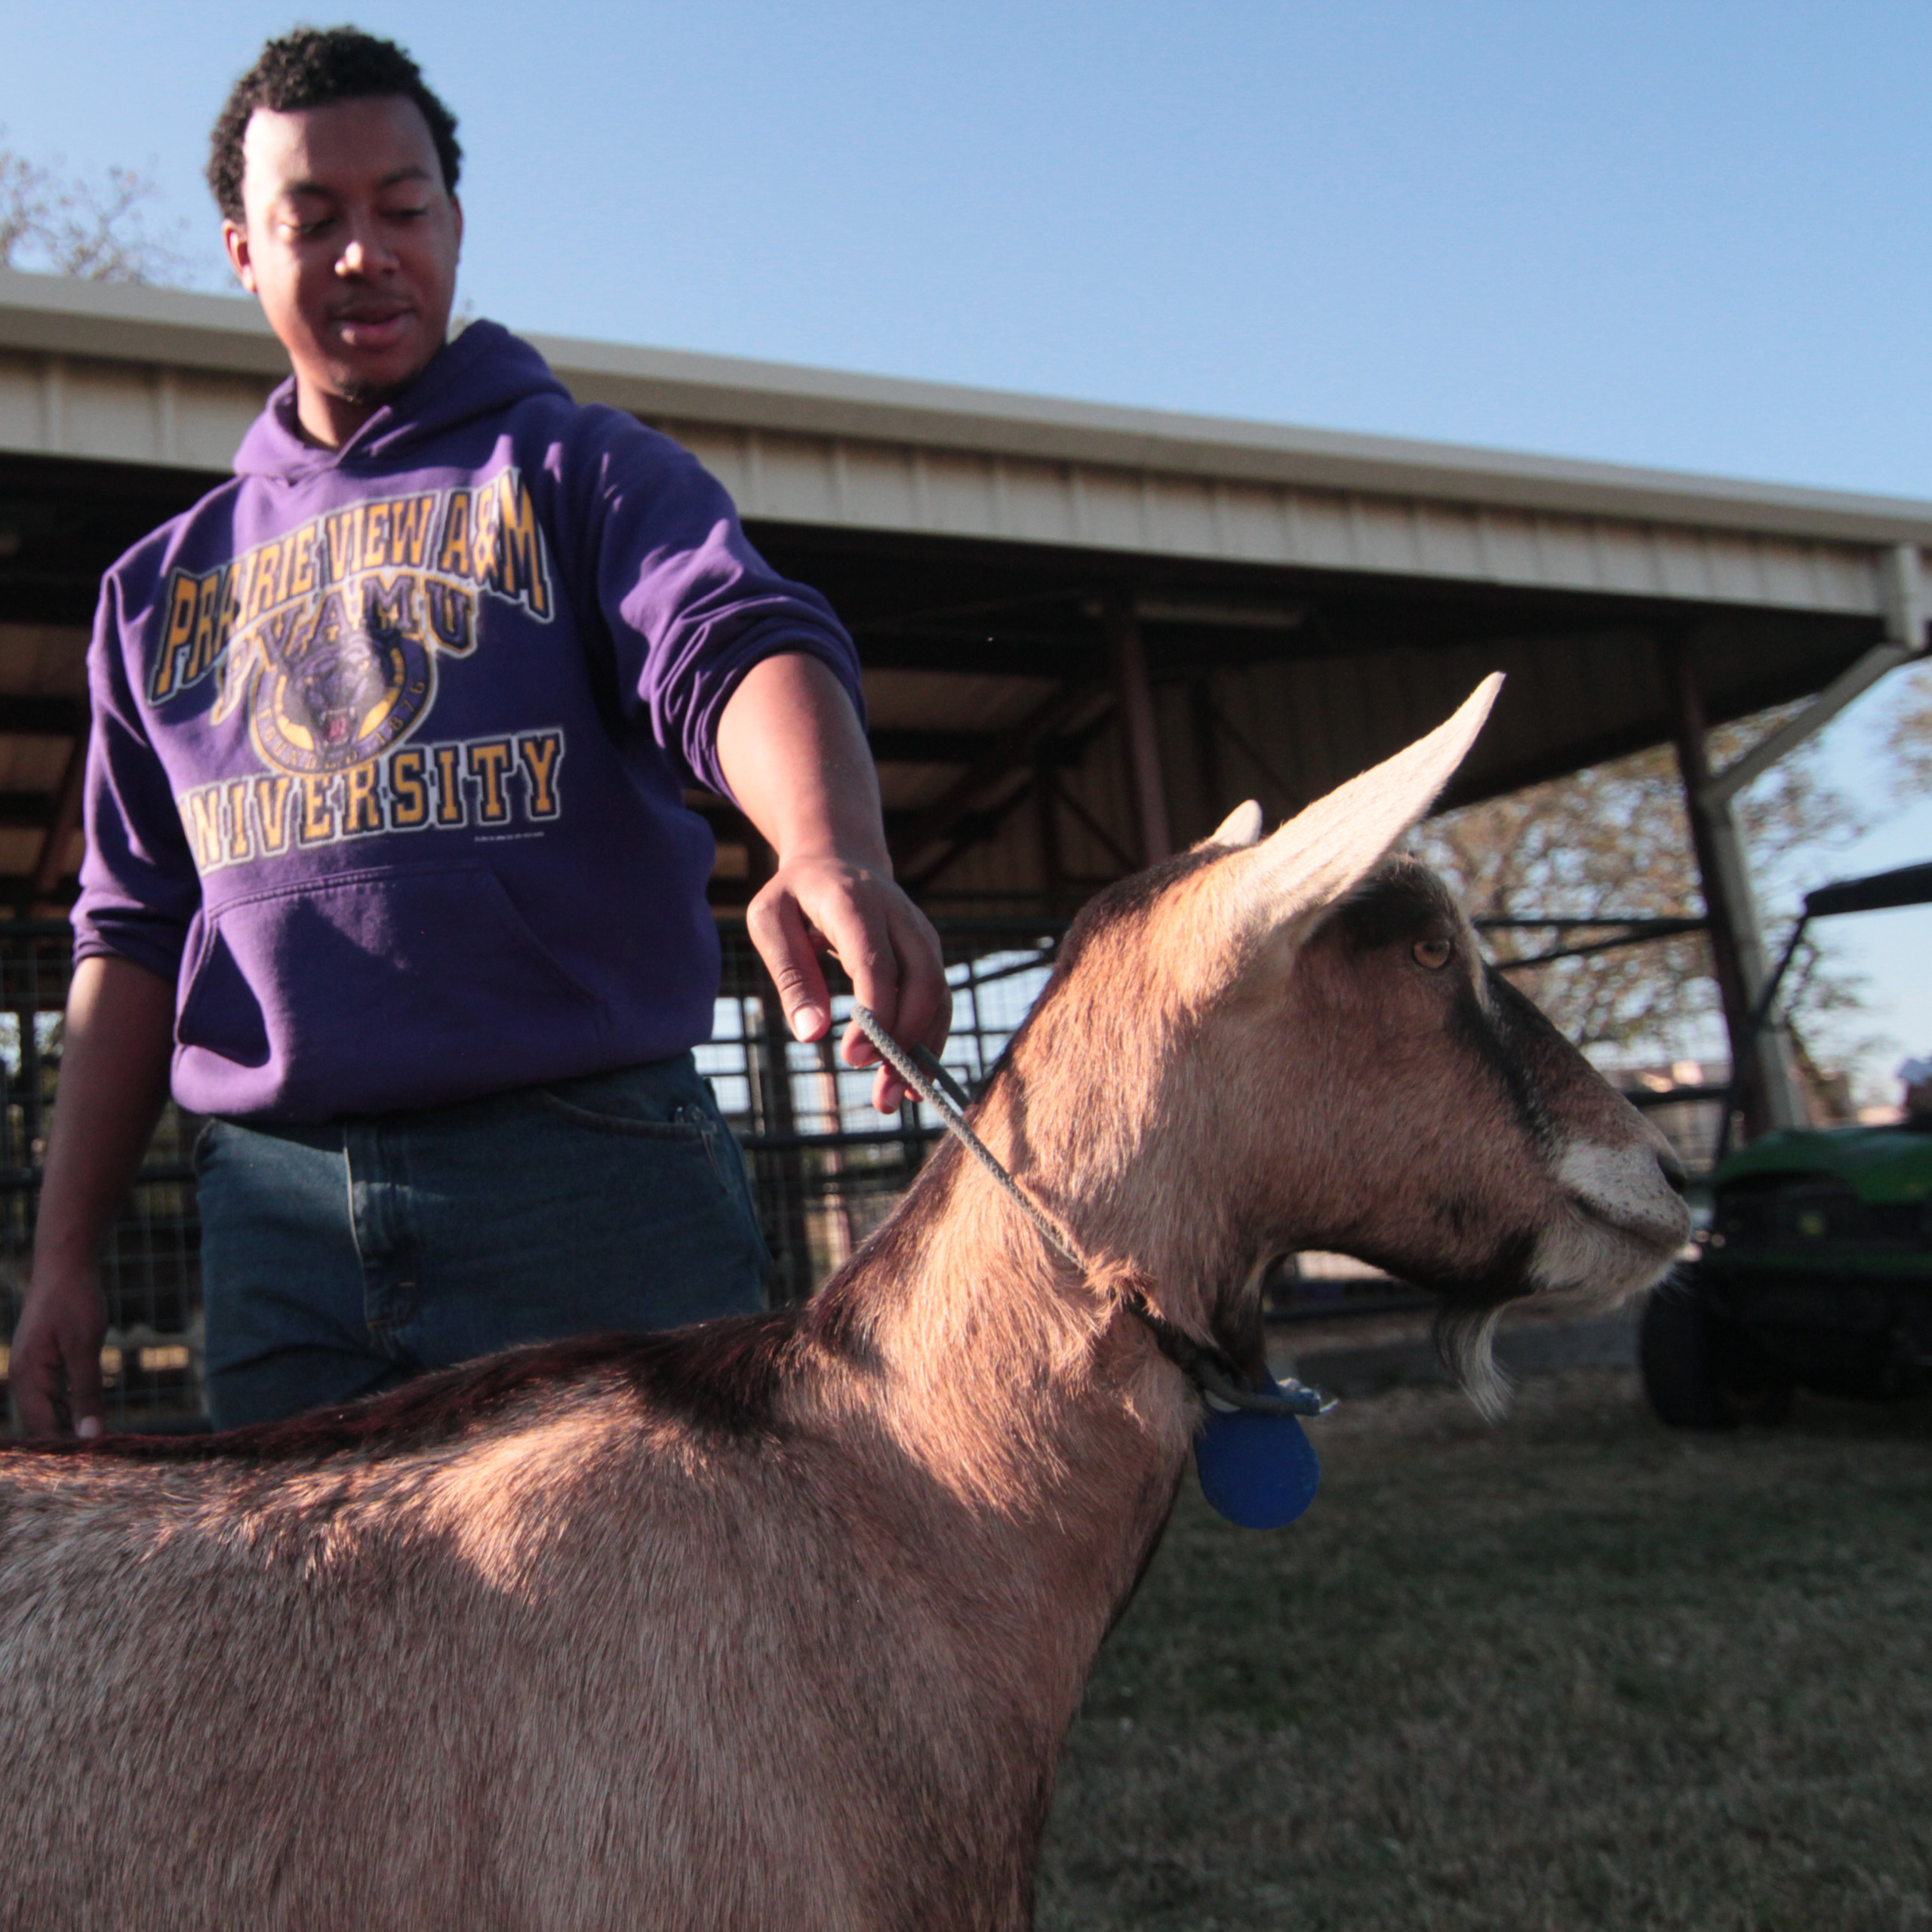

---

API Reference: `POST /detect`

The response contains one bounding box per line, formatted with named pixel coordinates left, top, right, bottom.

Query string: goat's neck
left=791, top=1056, right=1244, bottom=1768
left=817, top=1152, right=1190, bottom=1730
left=983, top=1032, right=1263, bottom=1325
left=836, top=1073, right=1221, bottom=1522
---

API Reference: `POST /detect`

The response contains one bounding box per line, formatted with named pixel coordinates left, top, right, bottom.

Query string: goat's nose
left=1633, top=1111, right=1687, bottom=1193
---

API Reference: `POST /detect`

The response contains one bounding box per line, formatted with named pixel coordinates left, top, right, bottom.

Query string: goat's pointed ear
left=1215, top=675, right=1503, bottom=943
left=1195, top=799, right=1264, bottom=851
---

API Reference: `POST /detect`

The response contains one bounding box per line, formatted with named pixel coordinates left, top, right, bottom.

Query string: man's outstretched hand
left=10, top=1270, right=109, bottom=1440
left=746, top=851, right=949, bottom=1112
left=717, top=652, right=951, bottom=1112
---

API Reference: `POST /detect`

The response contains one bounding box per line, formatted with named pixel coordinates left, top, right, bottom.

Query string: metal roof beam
left=891, top=682, right=1108, bottom=879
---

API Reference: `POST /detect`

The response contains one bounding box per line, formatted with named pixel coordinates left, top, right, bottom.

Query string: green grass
left=1036, top=1371, right=1932, bottom=1931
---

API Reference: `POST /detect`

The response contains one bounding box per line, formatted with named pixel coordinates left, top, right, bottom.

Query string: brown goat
left=0, top=678, right=1687, bottom=1931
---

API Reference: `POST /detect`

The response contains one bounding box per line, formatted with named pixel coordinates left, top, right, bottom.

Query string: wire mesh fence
left=0, top=923, right=206, bottom=1432
left=0, top=918, right=1069, bottom=1431
left=26, top=903, right=1723, bottom=1424
left=0, top=908, right=1747, bottom=1433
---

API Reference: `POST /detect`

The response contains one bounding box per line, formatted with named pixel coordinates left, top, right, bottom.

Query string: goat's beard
left=1434, top=1303, right=1512, bottom=1421
left=1352, top=1232, right=1537, bottom=1422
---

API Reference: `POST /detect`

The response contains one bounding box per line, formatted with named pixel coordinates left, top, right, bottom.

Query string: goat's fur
left=0, top=678, right=1687, bottom=1930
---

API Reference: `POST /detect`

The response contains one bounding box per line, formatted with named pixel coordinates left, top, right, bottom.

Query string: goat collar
left=850, top=1005, right=1330, bottom=1420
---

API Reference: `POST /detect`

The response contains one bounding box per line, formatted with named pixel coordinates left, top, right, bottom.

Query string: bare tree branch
left=1415, top=703, right=1868, bottom=1065
left=1884, top=662, right=1932, bottom=798
left=0, top=131, right=200, bottom=286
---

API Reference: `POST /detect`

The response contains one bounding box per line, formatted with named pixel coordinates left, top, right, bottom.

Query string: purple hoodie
left=75, top=322, right=862, bottom=1122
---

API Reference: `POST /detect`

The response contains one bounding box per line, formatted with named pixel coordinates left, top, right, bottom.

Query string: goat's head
left=1002, top=675, right=1689, bottom=1413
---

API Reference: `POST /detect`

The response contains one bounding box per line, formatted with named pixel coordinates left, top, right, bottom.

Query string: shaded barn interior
left=726, top=528, right=1881, bottom=916
left=0, top=458, right=1886, bottom=918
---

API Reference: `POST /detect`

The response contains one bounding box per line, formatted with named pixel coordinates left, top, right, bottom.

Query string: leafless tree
left=0, top=134, right=198, bottom=286
left=1416, top=705, right=1868, bottom=1066
left=1884, top=663, right=1932, bottom=797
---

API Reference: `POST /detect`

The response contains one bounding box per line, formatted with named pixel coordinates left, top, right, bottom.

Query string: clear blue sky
left=4, top=0, right=1929, bottom=1087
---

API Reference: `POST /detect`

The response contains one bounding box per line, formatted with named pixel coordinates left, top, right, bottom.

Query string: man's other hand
left=11, top=954, right=175, bottom=1438
left=11, top=1269, right=109, bottom=1439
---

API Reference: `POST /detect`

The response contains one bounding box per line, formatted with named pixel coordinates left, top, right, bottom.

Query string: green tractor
left=1639, top=860, right=1932, bottom=1429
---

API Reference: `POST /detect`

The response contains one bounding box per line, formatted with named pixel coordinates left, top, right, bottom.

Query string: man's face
left=223, top=95, right=463, bottom=447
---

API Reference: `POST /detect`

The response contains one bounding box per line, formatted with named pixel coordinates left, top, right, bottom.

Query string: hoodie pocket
left=177, top=863, right=609, bottom=1116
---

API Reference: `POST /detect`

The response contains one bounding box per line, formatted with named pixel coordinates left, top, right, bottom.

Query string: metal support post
left=1189, top=674, right=1227, bottom=836
left=1662, top=641, right=1806, bottom=1139
left=1104, top=593, right=1172, bottom=866
left=26, top=723, right=87, bottom=915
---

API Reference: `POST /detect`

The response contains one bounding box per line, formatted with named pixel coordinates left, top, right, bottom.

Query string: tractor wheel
left=1639, top=1275, right=1795, bottom=1430
left=1709, top=1316, right=1796, bottom=1426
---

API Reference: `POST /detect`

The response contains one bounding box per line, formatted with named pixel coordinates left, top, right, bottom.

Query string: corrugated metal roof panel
left=7, top=263, right=1932, bottom=546
left=657, top=417, right=1893, bottom=616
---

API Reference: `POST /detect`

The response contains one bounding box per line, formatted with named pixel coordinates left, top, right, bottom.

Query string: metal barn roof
left=2, top=263, right=1927, bottom=915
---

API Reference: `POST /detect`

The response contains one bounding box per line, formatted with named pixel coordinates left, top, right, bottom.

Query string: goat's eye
left=1412, top=937, right=1453, bottom=971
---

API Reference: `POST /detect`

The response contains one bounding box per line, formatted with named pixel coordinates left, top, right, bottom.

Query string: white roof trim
left=3, top=265, right=1930, bottom=549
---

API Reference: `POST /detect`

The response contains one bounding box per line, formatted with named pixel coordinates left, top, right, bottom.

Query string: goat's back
left=0, top=1322, right=1075, bottom=1932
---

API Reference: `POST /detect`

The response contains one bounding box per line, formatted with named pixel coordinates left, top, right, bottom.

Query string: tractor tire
left=1709, top=1318, right=1797, bottom=1426
left=1640, top=1278, right=1735, bottom=1429
left=1639, top=1274, right=1794, bottom=1429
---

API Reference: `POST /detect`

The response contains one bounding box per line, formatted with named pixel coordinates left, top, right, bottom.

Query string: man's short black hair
left=207, top=26, right=462, bottom=223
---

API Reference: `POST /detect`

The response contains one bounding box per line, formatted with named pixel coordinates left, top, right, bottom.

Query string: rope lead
left=849, top=1006, right=1331, bottom=1420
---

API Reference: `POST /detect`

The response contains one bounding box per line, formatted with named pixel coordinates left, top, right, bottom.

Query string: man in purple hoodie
left=10, top=28, right=949, bottom=1435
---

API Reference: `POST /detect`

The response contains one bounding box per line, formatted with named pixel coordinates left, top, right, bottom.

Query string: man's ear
left=1207, top=674, right=1503, bottom=950
left=222, top=220, right=257, bottom=295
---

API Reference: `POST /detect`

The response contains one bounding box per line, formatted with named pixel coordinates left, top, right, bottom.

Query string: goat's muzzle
left=1532, top=1140, right=1691, bottom=1305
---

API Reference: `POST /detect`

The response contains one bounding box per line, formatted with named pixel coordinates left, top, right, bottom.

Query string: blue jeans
left=195, top=1054, right=770, bottom=1428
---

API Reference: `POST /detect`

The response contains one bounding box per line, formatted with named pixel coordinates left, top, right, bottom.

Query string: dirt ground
left=1035, top=1369, right=1932, bottom=1932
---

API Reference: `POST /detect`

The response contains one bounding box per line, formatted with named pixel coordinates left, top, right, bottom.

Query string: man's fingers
left=746, top=887, right=832, bottom=1041
left=14, top=1319, right=94, bottom=1439
left=64, top=1333, right=105, bottom=1441
left=748, top=865, right=949, bottom=1120
left=11, top=1278, right=109, bottom=1438
left=843, top=904, right=949, bottom=1099
left=820, top=903, right=900, bottom=1066
left=13, top=1346, right=62, bottom=1438
left=888, top=902, right=952, bottom=1056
